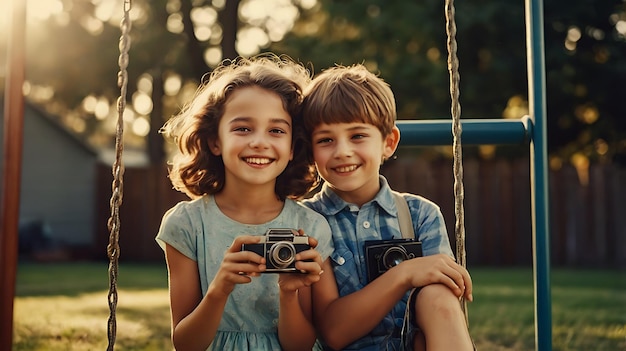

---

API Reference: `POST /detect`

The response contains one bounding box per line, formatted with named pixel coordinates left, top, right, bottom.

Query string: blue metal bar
left=396, top=117, right=531, bottom=146
left=526, top=0, right=552, bottom=350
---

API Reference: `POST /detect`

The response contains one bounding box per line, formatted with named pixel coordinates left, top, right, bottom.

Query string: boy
left=304, top=64, right=474, bottom=351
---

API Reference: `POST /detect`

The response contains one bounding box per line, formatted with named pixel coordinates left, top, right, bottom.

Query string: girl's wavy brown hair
left=161, top=54, right=316, bottom=200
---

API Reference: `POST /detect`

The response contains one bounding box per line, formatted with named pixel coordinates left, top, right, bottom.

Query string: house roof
left=1, top=97, right=98, bottom=156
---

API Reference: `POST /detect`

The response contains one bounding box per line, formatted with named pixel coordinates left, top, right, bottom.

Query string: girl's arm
left=278, top=287, right=317, bottom=351
left=165, top=244, right=224, bottom=351
left=165, top=236, right=266, bottom=351
left=277, top=238, right=325, bottom=351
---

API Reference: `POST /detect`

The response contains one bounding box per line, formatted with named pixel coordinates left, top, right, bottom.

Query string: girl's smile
left=211, top=86, right=294, bottom=191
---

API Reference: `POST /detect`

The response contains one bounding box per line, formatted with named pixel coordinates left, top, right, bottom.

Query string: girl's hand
left=210, top=235, right=267, bottom=298
left=277, top=233, right=324, bottom=292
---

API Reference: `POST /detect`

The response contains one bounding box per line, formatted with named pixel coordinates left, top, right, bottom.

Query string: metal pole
left=397, top=117, right=531, bottom=146
left=525, top=0, right=552, bottom=350
left=0, top=0, right=26, bottom=348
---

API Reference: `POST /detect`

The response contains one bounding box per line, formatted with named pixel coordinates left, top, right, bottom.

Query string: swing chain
left=444, top=0, right=468, bottom=321
left=107, top=1, right=132, bottom=350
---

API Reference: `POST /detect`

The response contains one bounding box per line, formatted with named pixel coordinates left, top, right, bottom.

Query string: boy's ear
left=208, top=139, right=222, bottom=156
left=383, top=126, right=401, bottom=159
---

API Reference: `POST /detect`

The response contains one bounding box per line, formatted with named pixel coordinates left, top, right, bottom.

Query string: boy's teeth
left=246, top=157, right=271, bottom=165
left=336, top=165, right=357, bottom=173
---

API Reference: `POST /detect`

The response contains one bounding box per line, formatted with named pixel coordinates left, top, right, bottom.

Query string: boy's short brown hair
left=302, top=64, right=397, bottom=137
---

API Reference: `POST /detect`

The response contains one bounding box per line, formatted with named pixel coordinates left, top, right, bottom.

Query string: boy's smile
left=311, top=122, right=399, bottom=206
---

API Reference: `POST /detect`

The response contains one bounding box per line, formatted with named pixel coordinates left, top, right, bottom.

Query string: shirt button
left=337, top=257, right=345, bottom=265
left=363, top=221, right=371, bottom=228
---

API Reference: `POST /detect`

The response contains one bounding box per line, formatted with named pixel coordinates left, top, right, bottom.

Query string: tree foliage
left=273, top=0, right=626, bottom=163
left=2, top=0, right=624, bottom=165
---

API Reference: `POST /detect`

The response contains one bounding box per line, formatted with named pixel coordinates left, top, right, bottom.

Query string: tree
left=273, top=0, right=626, bottom=164
left=2, top=0, right=624, bottom=165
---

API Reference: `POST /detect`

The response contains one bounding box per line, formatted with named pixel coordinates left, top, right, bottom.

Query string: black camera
left=241, top=228, right=310, bottom=273
left=364, top=238, right=422, bottom=282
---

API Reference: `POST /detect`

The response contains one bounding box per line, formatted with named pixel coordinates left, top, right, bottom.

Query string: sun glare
left=27, top=0, right=64, bottom=21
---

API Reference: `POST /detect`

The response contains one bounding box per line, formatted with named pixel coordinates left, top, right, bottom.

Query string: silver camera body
left=241, top=228, right=310, bottom=273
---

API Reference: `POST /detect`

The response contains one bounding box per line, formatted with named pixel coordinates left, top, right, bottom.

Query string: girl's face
left=210, top=86, right=294, bottom=190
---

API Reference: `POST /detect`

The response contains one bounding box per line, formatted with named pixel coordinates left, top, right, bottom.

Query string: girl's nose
left=249, top=133, right=270, bottom=149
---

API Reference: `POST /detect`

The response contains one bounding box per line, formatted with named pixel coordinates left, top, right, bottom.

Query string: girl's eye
left=233, top=127, right=251, bottom=132
left=270, top=128, right=287, bottom=134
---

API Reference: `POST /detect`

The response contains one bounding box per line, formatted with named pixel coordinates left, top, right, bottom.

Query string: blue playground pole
left=526, top=0, right=552, bottom=350
left=396, top=0, right=552, bottom=350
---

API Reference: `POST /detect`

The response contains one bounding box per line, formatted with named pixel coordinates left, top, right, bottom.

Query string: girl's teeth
left=246, top=157, right=271, bottom=165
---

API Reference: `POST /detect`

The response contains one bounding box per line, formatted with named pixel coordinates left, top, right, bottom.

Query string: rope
left=444, top=0, right=468, bottom=322
left=107, top=1, right=132, bottom=350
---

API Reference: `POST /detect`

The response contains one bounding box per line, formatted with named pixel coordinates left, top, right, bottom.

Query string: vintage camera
left=241, top=228, right=310, bottom=273
left=364, top=238, right=423, bottom=282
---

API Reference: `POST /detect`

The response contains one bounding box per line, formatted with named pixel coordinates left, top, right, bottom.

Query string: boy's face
left=310, top=122, right=399, bottom=206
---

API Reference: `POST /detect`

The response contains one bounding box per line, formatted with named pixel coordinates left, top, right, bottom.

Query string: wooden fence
left=95, top=157, right=626, bottom=268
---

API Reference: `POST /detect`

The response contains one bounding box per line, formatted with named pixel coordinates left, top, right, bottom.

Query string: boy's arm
left=313, top=254, right=472, bottom=350
left=312, top=258, right=410, bottom=350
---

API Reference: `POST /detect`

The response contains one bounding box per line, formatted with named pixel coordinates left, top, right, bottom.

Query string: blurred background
left=1, top=0, right=625, bottom=268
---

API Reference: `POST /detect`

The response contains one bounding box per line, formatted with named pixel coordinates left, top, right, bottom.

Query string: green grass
left=11, top=262, right=626, bottom=351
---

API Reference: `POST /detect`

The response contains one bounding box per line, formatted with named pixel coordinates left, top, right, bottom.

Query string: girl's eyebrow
left=227, top=116, right=291, bottom=127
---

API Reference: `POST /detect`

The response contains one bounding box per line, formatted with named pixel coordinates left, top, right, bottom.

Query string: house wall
left=1, top=103, right=97, bottom=247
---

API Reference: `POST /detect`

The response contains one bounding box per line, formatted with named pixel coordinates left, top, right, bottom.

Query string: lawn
left=11, top=262, right=626, bottom=351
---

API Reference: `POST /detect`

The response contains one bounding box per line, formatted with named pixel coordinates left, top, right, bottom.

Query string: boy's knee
left=414, top=284, right=463, bottom=319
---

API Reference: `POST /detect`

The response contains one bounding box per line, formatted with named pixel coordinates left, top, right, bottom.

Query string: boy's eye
left=315, top=137, right=332, bottom=144
left=351, top=134, right=366, bottom=140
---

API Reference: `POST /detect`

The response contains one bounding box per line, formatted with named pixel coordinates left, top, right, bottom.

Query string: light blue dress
left=156, top=195, right=333, bottom=351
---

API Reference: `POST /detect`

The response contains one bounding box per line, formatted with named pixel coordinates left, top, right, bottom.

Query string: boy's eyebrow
left=227, top=116, right=291, bottom=127
left=312, top=124, right=370, bottom=136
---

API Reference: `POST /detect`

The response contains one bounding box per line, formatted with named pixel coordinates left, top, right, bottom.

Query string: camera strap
left=392, top=191, right=415, bottom=240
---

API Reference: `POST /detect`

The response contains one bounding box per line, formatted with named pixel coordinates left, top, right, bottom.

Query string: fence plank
left=95, top=158, right=625, bottom=267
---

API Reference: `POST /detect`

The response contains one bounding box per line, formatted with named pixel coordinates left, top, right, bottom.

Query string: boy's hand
left=399, top=254, right=473, bottom=301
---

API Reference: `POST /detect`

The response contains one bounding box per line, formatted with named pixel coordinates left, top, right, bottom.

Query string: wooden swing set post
left=0, top=0, right=26, bottom=349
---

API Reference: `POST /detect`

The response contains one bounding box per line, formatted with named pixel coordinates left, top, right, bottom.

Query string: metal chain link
left=107, top=1, right=132, bottom=350
left=444, top=0, right=468, bottom=322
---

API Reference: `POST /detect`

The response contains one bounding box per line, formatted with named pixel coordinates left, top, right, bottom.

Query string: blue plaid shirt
left=302, top=176, right=454, bottom=351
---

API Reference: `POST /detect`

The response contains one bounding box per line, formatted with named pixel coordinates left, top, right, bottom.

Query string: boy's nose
left=333, top=140, right=353, bottom=158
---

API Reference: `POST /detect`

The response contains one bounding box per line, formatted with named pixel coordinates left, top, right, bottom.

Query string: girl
left=157, top=55, right=333, bottom=351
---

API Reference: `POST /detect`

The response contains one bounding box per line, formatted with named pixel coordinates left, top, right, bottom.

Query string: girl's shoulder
left=161, top=195, right=215, bottom=226
left=285, top=198, right=327, bottom=221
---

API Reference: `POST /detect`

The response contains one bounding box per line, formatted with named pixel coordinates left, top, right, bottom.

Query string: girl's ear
left=208, top=139, right=222, bottom=156
left=383, top=126, right=401, bottom=159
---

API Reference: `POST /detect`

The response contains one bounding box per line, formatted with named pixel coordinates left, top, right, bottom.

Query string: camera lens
left=269, top=242, right=296, bottom=268
left=382, top=246, right=409, bottom=269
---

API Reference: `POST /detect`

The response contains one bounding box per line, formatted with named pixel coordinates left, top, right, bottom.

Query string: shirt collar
left=315, top=175, right=397, bottom=217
